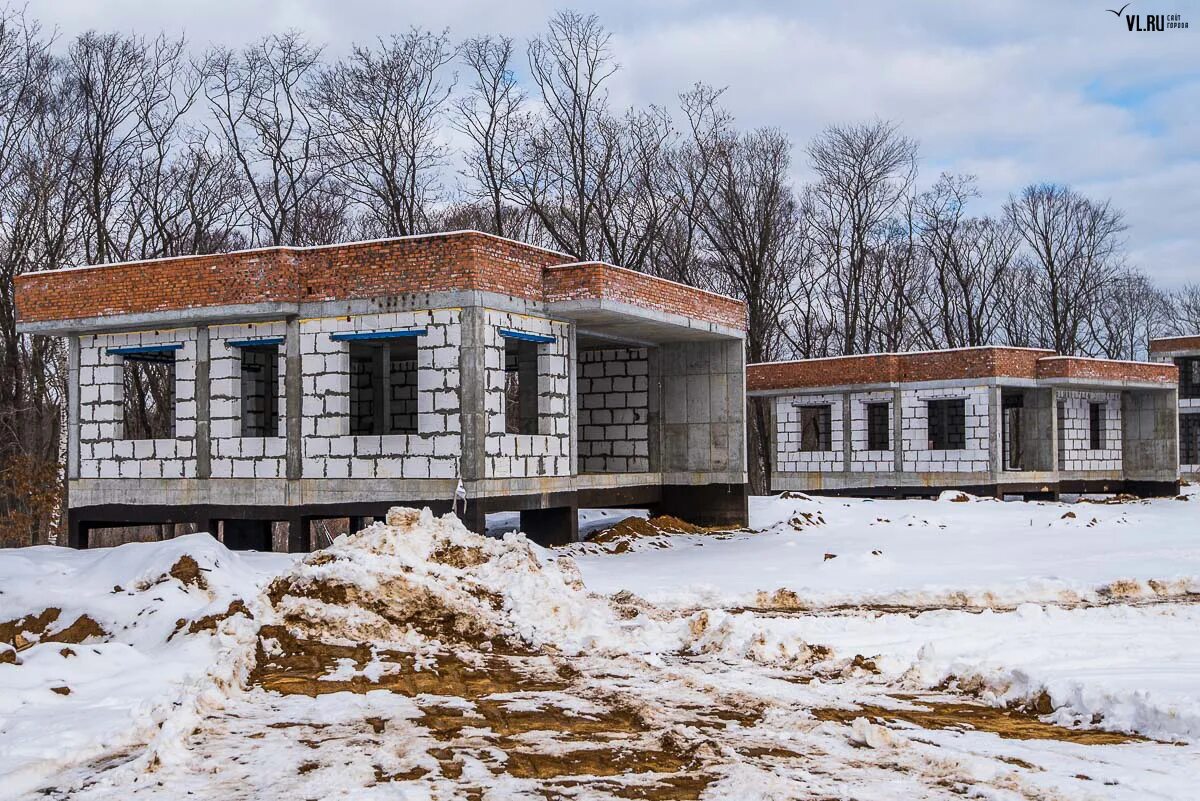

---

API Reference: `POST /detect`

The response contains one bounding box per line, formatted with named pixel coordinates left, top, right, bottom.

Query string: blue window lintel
left=330, top=328, right=427, bottom=342
left=499, top=328, right=555, bottom=344
left=106, top=343, right=183, bottom=356
left=227, top=337, right=285, bottom=348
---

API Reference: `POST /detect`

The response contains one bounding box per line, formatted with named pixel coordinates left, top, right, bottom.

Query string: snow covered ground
left=574, top=489, right=1200, bottom=609
left=2, top=488, right=1198, bottom=799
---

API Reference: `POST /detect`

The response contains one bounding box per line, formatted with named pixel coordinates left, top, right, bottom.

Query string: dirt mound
left=590, top=515, right=707, bottom=544
left=243, top=507, right=731, bottom=797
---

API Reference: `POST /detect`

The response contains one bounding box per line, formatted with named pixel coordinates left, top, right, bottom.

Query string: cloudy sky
left=29, top=0, right=1200, bottom=287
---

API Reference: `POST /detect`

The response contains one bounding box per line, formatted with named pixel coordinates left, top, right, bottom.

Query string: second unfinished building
left=749, top=347, right=1179, bottom=498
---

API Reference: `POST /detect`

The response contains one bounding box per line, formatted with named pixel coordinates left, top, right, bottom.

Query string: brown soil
left=0, top=608, right=106, bottom=651
left=812, top=697, right=1145, bottom=745
left=589, top=515, right=710, bottom=544
left=50, top=686, right=71, bottom=696
left=169, top=555, right=208, bottom=590
left=171, top=599, right=252, bottom=640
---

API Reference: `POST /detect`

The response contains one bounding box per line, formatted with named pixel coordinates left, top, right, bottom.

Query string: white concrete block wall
left=210, top=321, right=287, bottom=479
left=1057, top=391, right=1122, bottom=471
left=901, top=384, right=990, bottom=472
left=775, top=393, right=843, bottom=472
left=850, top=390, right=894, bottom=472
left=577, top=347, right=650, bottom=473
left=483, top=311, right=571, bottom=478
left=299, top=310, right=462, bottom=480
left=78, top=329, right=198, bottom=480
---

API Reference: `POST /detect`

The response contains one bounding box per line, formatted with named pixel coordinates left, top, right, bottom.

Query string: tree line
left=0, top=9, right=1194, bottom=543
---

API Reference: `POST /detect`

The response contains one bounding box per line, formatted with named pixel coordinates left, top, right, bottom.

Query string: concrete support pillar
left=891, top=387, right=904, bottom=473
left=373, top=345, right=391, bottom=434
left=1049, top=387, right=1060, bottom=474
left=285, top=514, right=310, bottom=553
left=841, top=391, right=852, bottom=472
left=67, top=335, right=80, bottom=481
left=645, top=346, right=662, bottom=473
left=458, top=306, right=487, bottom=487
left=567, top=323, right=579, bottom=475
left=987, top=385, right=1002, bottom=476
left=285, top=317, right=302, bottom=480
left=195, top=326, right=211, bottom=479
left=520, top=505, right=578, bottom=546
left=67, top=509, right=90, bottom=549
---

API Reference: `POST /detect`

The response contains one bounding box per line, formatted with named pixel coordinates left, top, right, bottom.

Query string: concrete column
left=892, top=387, right=904, bottom=473
left=987, top=385, right=1002, bottom=477
left=285, top=317, right=302, bottom=480
left=374, top=345, right=390, bottom=434
left=67, top=334, right=80, bottom=481
left=195, top=326, right=211, bottom=480
left=458, top=305, right=488, bottom=484
left=285, top=514, right=310, bottom=553
left=841, top=391, right=852, bottom=472
left=644, top=347, right=662, bottom=473
left=567, top=322, right=579, bottom=476
left=1049, top=387, right=1060, bottom=475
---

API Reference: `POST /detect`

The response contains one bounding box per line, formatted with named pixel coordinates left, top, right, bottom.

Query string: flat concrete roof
left=16, top=232, right=746, bottom=339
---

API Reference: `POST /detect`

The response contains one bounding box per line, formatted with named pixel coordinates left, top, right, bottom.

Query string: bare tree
left=1089, top=267, right=1170, bottom=360
left=913, top=173, right=1019, bottom=348
left=0, top=12, right=76, bottom=545
left=316, top=30, right=456, bottom=237
left=1005, top=183, right=1125, bottom=354
left=1169, top=284, right=1200, bottom=335
left=68, top=31, right=189, bottom=263
left=804, top=120, right=919, bottom=355
left=202, top=32, right=332, bottom=246
left=691, top=125, right=805, bottom=494
left=455, top=35, right=528, bottom=238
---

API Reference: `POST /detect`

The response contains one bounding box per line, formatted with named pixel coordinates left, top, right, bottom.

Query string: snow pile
left=0, top=535, right=291, bottom=798
left=261, top=506, right=677, bottom=657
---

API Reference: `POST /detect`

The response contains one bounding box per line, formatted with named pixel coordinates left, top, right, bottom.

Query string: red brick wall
left=747, top=347, right=1172, bottom=391
left=543, top=262, right=746, bottom=330
left=1036, top=357, right=1177, bottom=383
left=1150, top=335, right=1200, bottom=353
left=15, top=233, right=745, bottom=332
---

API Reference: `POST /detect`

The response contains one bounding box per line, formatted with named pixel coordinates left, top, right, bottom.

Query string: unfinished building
left=748, top=347, right=1179, bottom=498
left=15, top=232, right=748, bottom=550
left=1149, top=335, right=1200, bottom=480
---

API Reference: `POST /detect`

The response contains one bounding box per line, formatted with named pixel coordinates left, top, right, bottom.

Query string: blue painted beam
left=330, top=328, right=428, bottom=342
left=106, top=343, right=183, bottom=356
left=227, top=337, right=285, bottom=348
left=498, top=328, right=556, bottom=344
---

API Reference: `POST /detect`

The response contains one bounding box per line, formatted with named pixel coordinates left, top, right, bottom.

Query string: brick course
left=17, top=232, right=746, bottom=333
left=749, top=347, right=1175, bottom=391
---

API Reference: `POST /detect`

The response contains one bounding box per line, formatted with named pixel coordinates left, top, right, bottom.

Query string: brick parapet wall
left=16, top=233, right=746, bottom=334
left=1035, top=357, right=1176, bottom=384
left=1150, top=335, right=1200, bottom=353
left=750, top=347, right=1174, bottom=391
left=543, top=262, right=745, bottom=330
